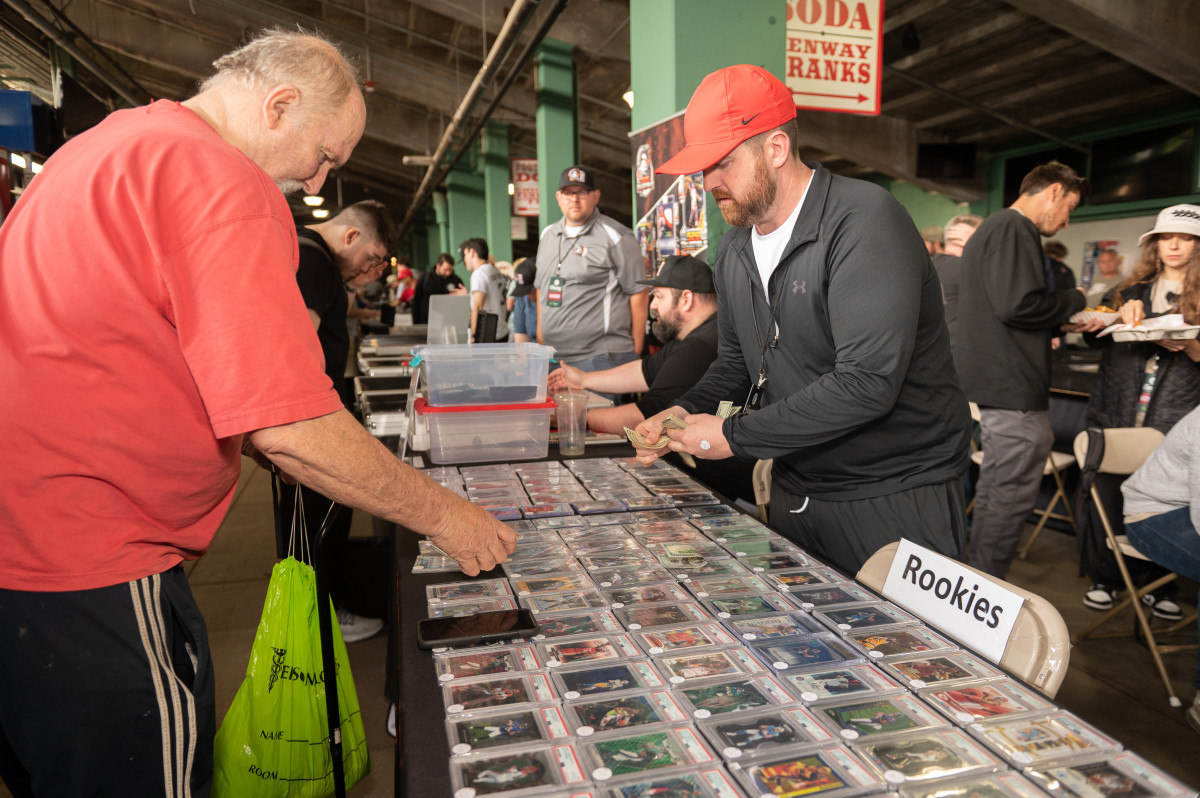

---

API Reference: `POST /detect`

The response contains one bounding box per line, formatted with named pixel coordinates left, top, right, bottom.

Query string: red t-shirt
left=0, top=101, right=344, bottom=591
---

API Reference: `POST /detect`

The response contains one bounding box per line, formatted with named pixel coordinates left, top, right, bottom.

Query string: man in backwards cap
left=634, top=64, right=970, bottom=574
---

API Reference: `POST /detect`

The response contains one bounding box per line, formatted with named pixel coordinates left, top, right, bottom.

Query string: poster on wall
left=784, top=0, right=884, bottom=115
left=1081, top=239, right=1120, bottom=291
left=510, top=158, right=539, bottom=217
left=628, top=110, right=706, bottom=278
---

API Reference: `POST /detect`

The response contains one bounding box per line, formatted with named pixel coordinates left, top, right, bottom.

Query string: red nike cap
left=657, top=64, right=798, bottom=176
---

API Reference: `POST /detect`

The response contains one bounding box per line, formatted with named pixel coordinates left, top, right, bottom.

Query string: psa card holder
left=581, top=513, right=639, bottom=527
left=683, top=504, right=740, bottom=519
left=577, top=723, right=716, bottom=783
left=721, top=537, right=806, bottom=558
left=702, top=525, right=775, bottom=544
left=675, top=673, right=795, bottom=720
left=703, top=592, right=797, bottom=620
left=686, top=574, right=772, bottom=598
left=513, top=573, right=597, bottom=597
left=1023, top=750, right=1198, bottom=798
left=632, top=509, right=687, bottom=523
left=572, top=499, right=628, bottom=515
left=534, top=515, right=590, bottom=530
left=552, top=659, right=667, bottom=699
left=813, top=602, right=920, bottom=635
left=967, top=711, right=1121, bottom=768
left=780, top=662, right=906, bottom=706
left=536, top=633, right=641, bottom=668
left=504, top=519, right=540, bottom=533
left=509, top=541, right=573, bottom=561
left=666, top=559, right=751, bottom=579
left=918, top=678, right=1055, bottom=725
left=740, top=552, right=816, bottom=574
left=897, top=772, right=1050, bottom=798
left=446, top=705, right=572, bottom=756
left=880, top=650, right=1005, bottom=690
left=428, top=597, right=520, bottom=618
left=502, top=557, right=586, bottom=579
left=697, top=704, right=835, bottom=758
left=636, top=530, right=711, bottom=547
left=590, top=567, right=678, bottom=589
left=559, top=526, right=632, bottom=544
left=529, top=610, right=623, bottom=640
left=731, top=742, right=885, bottom=798
left=653, top=646, right=767, bottom=686
left=427, top=579, right=514, bottom=605
left=625, top=520, right=697, bottom=537
left=622, top=496, right=675, bottom=511
left=750, top=633, right=865, bottom=674
left=594, top=765, right=744, bottom=798
left=520, top=502, right=575, bottom=518
left=787, top=583, right=878, bottom=610
left=523, top=588, right=609, bottom=614
left=663, top=491, right=720, bottom=507
left=569, top=538, right=647, bottom=557
left=449, top=740, right=587, bottom=797
left=725, top=611, right=824, bottom=642
left=435, top=644, right=544, bottom=681
left=602, top=582, right=691, bottom=608
left=763, top=567, right=846, bottom=591
left=562, top=689, right=690, bottom=737
left=813, top=693, right=947, bottom=742
left=413, top=554, right=467, bottom=574
left=443, top=672, right=558, bottom=715
left=633, top=622, right=739, bottom=655
left=614, top=601, right=711, bottom=631
left=850, top=727, right=1006, bottom=787
left=844, top=625, right=957, bottom=661
left=578, top=552, right=662, bottom=571
left=689, top=514, right=765, bottom=532
left=644, top=540, right=729, bottom=560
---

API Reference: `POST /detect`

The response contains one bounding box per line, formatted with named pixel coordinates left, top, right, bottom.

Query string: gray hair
left=200, top=28, right=361, bottom=114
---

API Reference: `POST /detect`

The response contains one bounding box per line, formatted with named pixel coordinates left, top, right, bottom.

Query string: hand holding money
left=629, top=406, right=731, bottom=464
left=625, top=416, right=696, bottom=467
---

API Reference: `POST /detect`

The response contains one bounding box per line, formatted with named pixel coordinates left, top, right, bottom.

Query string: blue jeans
left=511, top=295, right=536, bottom=337
left=565, top=351, right=640, bottom=401
left=1126, top=507, right=1200, bottom=688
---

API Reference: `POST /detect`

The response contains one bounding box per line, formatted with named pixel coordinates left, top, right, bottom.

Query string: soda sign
left=784, top=0, right=883, bottom=115
left=511, top=158, right=539, bottom=217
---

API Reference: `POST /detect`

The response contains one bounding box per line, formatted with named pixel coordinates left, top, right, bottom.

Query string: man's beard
left=652, top=312, right=681, bottom=343
left=276, top=179, right=304, bottom=195
left=711, top=151, right=777, bottom=228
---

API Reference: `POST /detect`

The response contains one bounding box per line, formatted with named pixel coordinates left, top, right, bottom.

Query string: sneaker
left=1083, top=584, right=1121, bottom=611
left=338, top=609, right=383, bottom=643
left=386, top=702, right=397, bottom=738
left=1141, top=593, right=1184, bottom=622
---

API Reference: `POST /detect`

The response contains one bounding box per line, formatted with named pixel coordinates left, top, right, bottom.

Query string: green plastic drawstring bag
left=212, top=490, right=370, bottom=797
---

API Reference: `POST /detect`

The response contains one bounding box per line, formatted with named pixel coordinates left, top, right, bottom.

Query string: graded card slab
left=510, top=541, right=573, bottom=561
left=443, top=673, right=557, bottom=714
left=580, top=725, right=715, bottom=781
left=572, top=499, right=628, bottom=515
left=535, top=516, right=591, bottom=531
left=487, top=505, right=524, bottom=521
left=686, top=574, right=772, bottom=598
left=514, top=574, right=597, bottom=596
left=881, top=651, right=1004, bottom=689
left=725, top=612, right=823, bottom=642
left=654, top=647, right=766, bottom=684
left=626, top=520, right=697, bottom=537
left=449, top=741, right=586, bottom=797
left=591, top=567, right=678, bottom=589
left=764, top=568, right=846, bottom=590
left=603, top=582, right=691, bottom=607
left=690, top=515, right=767, bottom=532
left=553, top=660, right=667, bottom=699
left=675, top=674, right=794, bottom=718
left=521, top=503, right=576, bottom=518
left=722, top=538, right=804, bottom=558
left=663, top=491, right=720, bottom=507
left=570, top=539, right=646, bottom=556
left=656, top=554, right=735, bottom=572
left=786, top=584, right=877, bottom=610
left=559, top=526, right=631, bottom=543
left=781, top=663, right=905, bottom=705
left=672, top=558, right=751, bottom=579
left=597, top=765, right=744, bottom=798
left=734, top=743, right=884, bottom=798
left=683, top=504, right=740, bottom=519
left=447, top=705, right=571, bottom=755
left=814, top=602, right=919, bottom=634
left=429, top=597, right=520, bottom=618
left=633, top=622, right=738, bottom=655
left=435, top=644, right=542, bottom=681
left=503, top=557, right=586, bottom=578
left=815, top=694, right=946, bottom=740
left=968, top=711, right=1121, bottom=767
left=844, top=626, right=957, bottom=660
left=413, top=554, right=467, bottom=573
left=583, top=513, right=640, bottom=527
left=505, top=519, right=540, bottom=533
left=622, top=496, right=675, bottom=511
left=897, top=772, right=1049, bottom=798
left=919, top=679, right=1054, bottom=725
left=741, top=552, right=815, bottom=573
left=537, top=633, right=641, bottom=667
left=851, top=727, right=1005, bottom=785
left=624, top=530, right=709, bottom=547
left=428, top=579, right=514, bottom=604
left=1024, top=750, right=1198, bottom=798
left=697, top=705, right=835, bottom=757
left=705, top=592, right=796, bottom=619
left=531, top=611, right=623, bottom=639
left=614, top=601, right=711, bottom=631
left=564, top=690, right=689, bottom=736
left=523, top=589, right=610, bottom=614
left=751, top=634, right=864, bottom=674
left=644, top=541, right=729, bottom=560
left=579, top=552, right=661, bottom=571
left=632, top=509, right=687, bottom=523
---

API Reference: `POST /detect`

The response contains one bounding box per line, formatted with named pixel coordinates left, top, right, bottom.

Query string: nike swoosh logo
left=741, top=112, right=761, bottom=125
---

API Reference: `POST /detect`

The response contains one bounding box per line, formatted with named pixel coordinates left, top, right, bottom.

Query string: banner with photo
left=629, top=110, right=707, bottom=279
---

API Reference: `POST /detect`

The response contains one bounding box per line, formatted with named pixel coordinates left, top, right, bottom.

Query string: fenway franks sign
left=785, top=0, right=883, bottom=115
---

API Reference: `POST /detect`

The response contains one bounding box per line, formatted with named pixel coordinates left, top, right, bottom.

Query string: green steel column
left=535, top=38, right=577, bottom=232
left=431, top=190, right=451, bottom=273
left=408, top=216, right=429, bottom=274
left=446, top=160, right=487, bottom=283
left=629, top=0, right=786, bottom=256
left=482, top=121, right=513, bottom=263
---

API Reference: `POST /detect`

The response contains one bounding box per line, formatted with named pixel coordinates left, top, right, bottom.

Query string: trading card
left=598, top=766, right=740, bottom=798
left=655, top=553, right=718, bottom=571
left=844, top=626, right=956, bottom=660
left=786, top=584, right=876, bottom=609
left=968, top=712, right=1121, bottom=767
left=583, top=512, right=639, bottom=527
left=521, top=503, right=576, bottom=518
left=814, top=603, right=919, bottom=633
left=737, top=744, right=883, bottom=798
left=581, top=726, right=714, bottom=779
left=502, top=557, right=586, bottom=578
left=626, top=520, right=698, bottom=537
left=816, top=694, right=945, bottom=739
left=665, top=492, right=720, bottom=507
left=751, top=634, right=863, bottom=673
left=726, top=612, right=823, bottom=641
left=920, top=679, right=1055, bottom=724
left=671, top=559, right=751, bottom=578
left=634, top=622, right=738, bottom=654
left=509, top=541, right=573, bottom=561
left=504, top=519, right=539, bottom=533
left=686, top=575, right=771, bottom=597
left=573, top=499, right=629, bottom=515
left=635, top=530, right=710, bottom=547
left=603, top=583, right=691, bottom=607
left=881, top=651, right=1004, bottom=688
left=722, top=538, right=805, bottom=558
left=564, top=691, right=687, bottom=735
left=780, top=663, right=905, bottom=705
left=740, top=552, right=814, bottom=573
left=532, top=611, right=623, bottom=639
left=560, top=526, right=632, bottom=543
left=676, top=674, right=793, bottom=717
left=450, top=742, right=587, bottom=796
left=571, top=538, right=647, bottom=556
left=486, top=505, right=523, bottom=520
left=622, top=496, right=675, bottom=511
left=579, top=552, right=661, bottom=570
left=513, top=574, right=596, bottom=596
left=443, top=673, right=556, bottom=714
left=897, top=772, right=1049, bottom=798
left=763, top=568, right=845, bottom=590
left=426, top=579, right=513, bottom=604
left=427, top=597, right=519, bottom=618
left=646, top=541, right=729, bottom=560
left=528, top=492, right=593, bottom=506
left=633, top=509, right=687, bottom=522
left=683, top=504, right=740, bottom=519
left=554, top=661, right=666, bottom=698
left=523, top=589, right=609, bottom=614
left=690, top=515, right=766, bottom=532
left=538, top=633, right=641, bottom=667
left=434, top=645, right=541, bottom=680
left=853, top=727, right=1004, bottom=784
left=447, top=705, right=570, bottom=754
left=706, top=593, right=795, bottom=618
left=614, top=602, right=710, bottom=630
left=698, top=705, right=834, bottom=756
left=411, top=554, right=463, bottom=573
left=591, top=567, right=678, bottom=589
left=536, top=515, right=591, bottom=530
left=654, top=647, right=765, bottom=684
left=1024, top=750, right=1196, bottom=798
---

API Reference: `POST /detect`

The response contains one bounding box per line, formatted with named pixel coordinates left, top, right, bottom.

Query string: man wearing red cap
left=634, top=64, right=970, bottom=574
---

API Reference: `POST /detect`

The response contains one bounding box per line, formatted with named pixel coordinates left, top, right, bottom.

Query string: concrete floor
left=2, top=462, right=1196, bottom=796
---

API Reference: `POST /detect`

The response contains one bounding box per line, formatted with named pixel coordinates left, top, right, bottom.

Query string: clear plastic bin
left=415, top=398, right=555, bottom=464
left=412, top=343, right=555, bottom=406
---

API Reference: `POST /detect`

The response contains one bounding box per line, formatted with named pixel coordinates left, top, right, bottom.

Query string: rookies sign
left=882, top=539, right=1023, bottom=663
left=784, top=0, right=883, bottom=115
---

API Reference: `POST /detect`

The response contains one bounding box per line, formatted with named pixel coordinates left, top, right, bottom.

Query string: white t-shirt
left=471, top=263, right=509, bottom=323
left=751, top=184, right=810, bottom=301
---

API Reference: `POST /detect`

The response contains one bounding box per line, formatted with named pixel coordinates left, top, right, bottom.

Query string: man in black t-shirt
left=412, top=252, right=467, bottom=324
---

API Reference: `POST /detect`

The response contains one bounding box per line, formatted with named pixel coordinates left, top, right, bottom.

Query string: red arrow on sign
left=792, top=90, right=869, bottom=102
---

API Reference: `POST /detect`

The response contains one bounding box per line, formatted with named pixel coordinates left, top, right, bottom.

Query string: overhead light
left=303, top=195, right=324, bottom=207
left=622, top=90, right=634, bottom=109
left=30, top=161, right=42, bottom=174
left=402, top=154, right=436, bottom=167
left=312, top=208, right=330, bottom=219
left=508, top=183, right=515, bottom=196
left=10, top=153, right=27, bottom=169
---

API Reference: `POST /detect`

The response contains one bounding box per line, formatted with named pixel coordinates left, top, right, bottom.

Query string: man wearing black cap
left=535, top=165, right=649, bottom=385
left=508, top=258, right=538, bottom=343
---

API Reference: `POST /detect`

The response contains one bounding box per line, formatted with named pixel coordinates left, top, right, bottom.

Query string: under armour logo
left=793, top=280, right=806, bottom=294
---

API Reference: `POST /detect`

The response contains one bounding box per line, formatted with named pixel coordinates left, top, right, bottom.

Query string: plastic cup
left=553, top=392, right=589, bottom=456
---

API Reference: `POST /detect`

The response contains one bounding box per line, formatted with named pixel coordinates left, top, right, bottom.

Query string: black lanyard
left=743, top=259, right=792, bottom=413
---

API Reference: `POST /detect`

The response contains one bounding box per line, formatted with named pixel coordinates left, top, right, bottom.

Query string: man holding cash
left=632, top=64, right=970, bottom=574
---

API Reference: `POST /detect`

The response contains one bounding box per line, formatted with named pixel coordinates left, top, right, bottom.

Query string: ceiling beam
left=888, top=9, right=1027, bottom=71
left=882, top=0, right=955, bottom=33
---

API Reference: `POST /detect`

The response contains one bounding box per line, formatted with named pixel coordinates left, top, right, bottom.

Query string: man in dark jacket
left=636, top=64, right=971, bottom=575
left=955, top=161, right=1089, bottom=577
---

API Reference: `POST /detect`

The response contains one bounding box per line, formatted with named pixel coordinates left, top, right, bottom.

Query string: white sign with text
left=882, top=539, right=1024, bottom=663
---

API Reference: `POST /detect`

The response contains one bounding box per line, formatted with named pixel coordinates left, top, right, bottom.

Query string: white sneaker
left=1141, top=594, right=1184, bottom=622
left=337, top=609, right=383, bottom=643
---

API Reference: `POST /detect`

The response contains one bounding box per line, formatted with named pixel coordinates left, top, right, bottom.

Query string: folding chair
left=1071, top=427, right=1198, bottom=708
left=857, top=541, right=1071, bottom=698
left=752, top=459, right=773, bottom=523
left=965, top=402, right=1076, bottom=559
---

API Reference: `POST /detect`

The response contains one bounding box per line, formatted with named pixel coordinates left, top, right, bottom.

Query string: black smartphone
left=417, top=609, right=540, bottom=650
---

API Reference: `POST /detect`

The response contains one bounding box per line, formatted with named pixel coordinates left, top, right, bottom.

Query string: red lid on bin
left=414, top=397, right=557, bottom=414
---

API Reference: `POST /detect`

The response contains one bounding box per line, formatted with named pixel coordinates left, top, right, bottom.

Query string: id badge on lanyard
left=545, top=275, right=565, bottom=307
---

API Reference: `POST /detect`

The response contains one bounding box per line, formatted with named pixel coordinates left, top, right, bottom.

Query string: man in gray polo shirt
left=535, top=165, right=649, bottom=378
